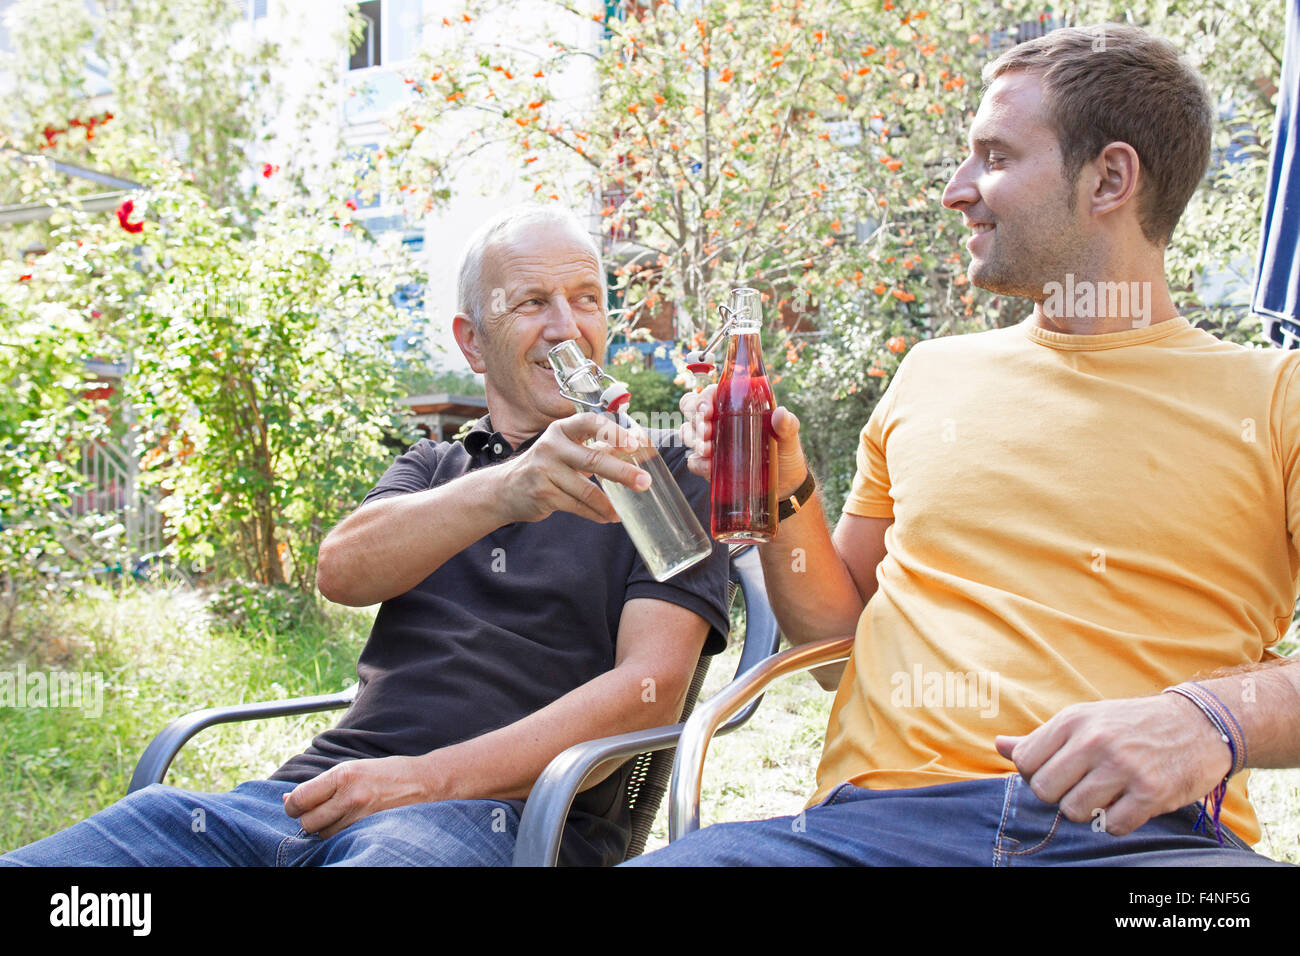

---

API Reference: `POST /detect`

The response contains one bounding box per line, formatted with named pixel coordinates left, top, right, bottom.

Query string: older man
left=633, top=24, right=1299, bottom=866
left=1, top=205, right=730, bottom=867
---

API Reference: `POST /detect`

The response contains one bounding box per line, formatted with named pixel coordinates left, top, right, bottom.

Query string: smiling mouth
left=971, top=223, right=994, bottom=234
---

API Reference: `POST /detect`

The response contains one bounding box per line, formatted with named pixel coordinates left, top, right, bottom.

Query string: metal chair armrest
left=511, top=683, right=772, bottom=868
left=668, top=635, right=854, bottom=841
left=127, top=684, right=359, bottom=794
left=513, top=723, right=687, bottom=867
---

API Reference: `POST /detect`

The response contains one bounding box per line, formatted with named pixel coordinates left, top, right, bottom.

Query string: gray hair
left=456, top=204, right=606, bottom=331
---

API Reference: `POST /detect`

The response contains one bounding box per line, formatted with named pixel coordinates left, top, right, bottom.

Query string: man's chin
left=968, top=262, right=1040, bottom=301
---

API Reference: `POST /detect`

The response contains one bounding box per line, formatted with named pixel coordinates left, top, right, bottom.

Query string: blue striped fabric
left=1256, top=0, right=1300, bottom=345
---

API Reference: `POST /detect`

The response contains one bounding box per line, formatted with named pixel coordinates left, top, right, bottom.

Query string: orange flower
left=891, top=289, right=916, bottom=303
left=873, top=282, right=886, bottom=294
left=720, top=67, right=734, bottom=82
left=627, top=103, right=640, bottom=114
left=653, top=93, right=666, bottom=105
left=887, top=336, right=907, bottom=354
left=528, top=100, right=545, bottom=109
left=867, top=366, right=887, bottom=378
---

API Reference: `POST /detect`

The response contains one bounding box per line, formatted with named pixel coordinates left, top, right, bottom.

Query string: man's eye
left=984, top=154, right=1005, bottom=168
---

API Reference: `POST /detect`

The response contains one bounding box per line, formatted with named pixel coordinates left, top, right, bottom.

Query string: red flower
left=42, top=125, right=61, bottom=146
left=262, top=163, right=279, bottom=178
left=116, top=199, right=144, bottom=234
left=344, top=198, right=357, bottom=210
left=18, top=273, right=31, bottom=282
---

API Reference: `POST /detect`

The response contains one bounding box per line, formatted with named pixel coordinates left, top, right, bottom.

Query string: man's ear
left=1088, top=140, right=1141, bottom=220
left=453, top=313, right=487, bottom=374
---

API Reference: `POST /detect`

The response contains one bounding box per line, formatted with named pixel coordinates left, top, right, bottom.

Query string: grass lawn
left=1, top=584, right=1296, bottom=864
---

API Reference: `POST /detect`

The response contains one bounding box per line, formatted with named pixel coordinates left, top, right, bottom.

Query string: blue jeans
left=624, top=776, right=1291, bottom=866
left=0, top=780, right=621, bottom=867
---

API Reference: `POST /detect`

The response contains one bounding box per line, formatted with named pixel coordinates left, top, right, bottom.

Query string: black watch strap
left=778, top=470, right=816, bottom=521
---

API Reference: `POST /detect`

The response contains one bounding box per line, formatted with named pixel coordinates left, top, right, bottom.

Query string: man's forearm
left=1183, top=659, right=1300, bottom=770
left=412, top=650, right=694, bottom=802
left=756, top=492, right=867, bottom=648
left=316, top=467, right=509, bottom=607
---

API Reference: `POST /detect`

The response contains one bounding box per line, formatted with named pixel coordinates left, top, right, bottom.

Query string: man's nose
left=543, top=296, right=582, bottom=342
left=941, top=155, right=979, bottom=212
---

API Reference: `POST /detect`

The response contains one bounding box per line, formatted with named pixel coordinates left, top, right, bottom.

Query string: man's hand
left=994, top=693, right=1232, bottom=836
left=678, top=384, right=809, bottom=497
left=283, top=755, right=433, bottom=839
left=496, top=412, right=649, bottom=525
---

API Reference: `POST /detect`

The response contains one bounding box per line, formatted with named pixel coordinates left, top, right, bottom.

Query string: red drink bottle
left=710, top=288, right=778, bottom=542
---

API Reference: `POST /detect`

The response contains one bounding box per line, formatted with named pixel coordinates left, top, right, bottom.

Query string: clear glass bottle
left=710, top=288, right=778, bottom=542
left=548, top=340, right=713, bottom=582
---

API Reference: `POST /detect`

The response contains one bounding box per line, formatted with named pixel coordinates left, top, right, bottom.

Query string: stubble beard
left=968, top=213, right=1084, bottom=305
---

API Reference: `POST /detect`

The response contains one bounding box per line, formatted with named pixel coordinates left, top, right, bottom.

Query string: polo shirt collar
left=461, top=415, right=542, bottom=465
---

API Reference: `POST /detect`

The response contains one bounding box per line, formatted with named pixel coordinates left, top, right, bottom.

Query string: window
left=387, top=0, right=423, bottom=63
left=350, top=0, right=383, bottom=71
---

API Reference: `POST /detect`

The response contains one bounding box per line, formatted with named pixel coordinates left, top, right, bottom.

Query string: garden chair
left=128, top=545, right=783, bottom=865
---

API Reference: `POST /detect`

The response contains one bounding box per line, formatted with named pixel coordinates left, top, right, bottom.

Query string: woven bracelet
left=1163, top=681, right=1248, bottom=846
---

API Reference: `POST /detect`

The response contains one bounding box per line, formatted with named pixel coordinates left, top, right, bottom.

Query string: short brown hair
left=984, top=24, right=1213, bottom=247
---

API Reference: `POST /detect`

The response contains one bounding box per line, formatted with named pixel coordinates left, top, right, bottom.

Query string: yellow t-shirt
left=813, top=316, right=1300, bottom=844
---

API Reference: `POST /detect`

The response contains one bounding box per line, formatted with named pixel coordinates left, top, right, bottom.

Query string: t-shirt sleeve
left=842, top=373, right=901, bottom=519
left=622, top=435, right=732, bottom=655
left=361, top=440, right=442, bottom=505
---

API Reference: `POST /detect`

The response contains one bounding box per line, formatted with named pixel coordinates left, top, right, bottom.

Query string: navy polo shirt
left=271, top=416, right=731, bottom=845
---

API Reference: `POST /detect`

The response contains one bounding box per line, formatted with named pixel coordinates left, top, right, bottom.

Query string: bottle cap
left=600, top=382, right=631, bottom=414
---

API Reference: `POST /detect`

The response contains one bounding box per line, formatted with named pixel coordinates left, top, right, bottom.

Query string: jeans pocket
left=994, top=775, right=1064, bottom=863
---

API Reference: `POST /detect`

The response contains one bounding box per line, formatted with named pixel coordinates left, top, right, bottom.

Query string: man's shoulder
left=362, top=437, right=472, bottom=505
left=907, top=323, right=1024, bottom=357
